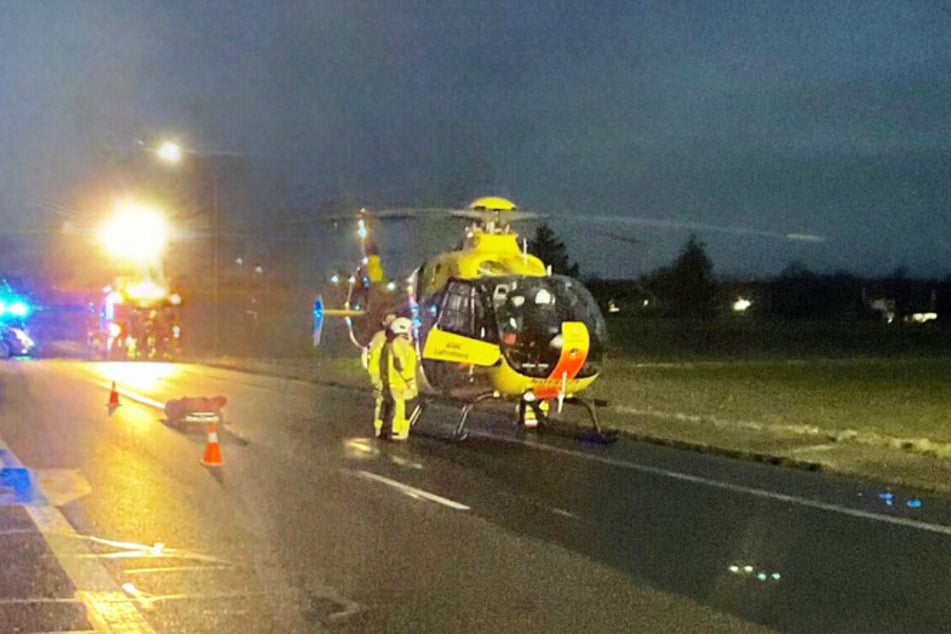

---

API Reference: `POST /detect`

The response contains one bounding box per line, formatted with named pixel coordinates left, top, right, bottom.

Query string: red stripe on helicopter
left=533, top=321, right=590, bottom=399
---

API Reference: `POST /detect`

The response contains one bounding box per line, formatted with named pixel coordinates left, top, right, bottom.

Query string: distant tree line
left=527, top=223, right=951, bottom=323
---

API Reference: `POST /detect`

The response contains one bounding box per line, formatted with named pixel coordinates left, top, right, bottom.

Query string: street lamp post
left=156, top=140, right=221, bottom=355
left=212, top=172, right=219, bottom=355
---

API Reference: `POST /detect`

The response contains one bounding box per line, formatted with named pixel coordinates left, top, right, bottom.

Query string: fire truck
left=88, top=278, right=182, bottom=360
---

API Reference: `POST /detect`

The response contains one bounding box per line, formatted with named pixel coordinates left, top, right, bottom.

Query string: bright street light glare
left=99, top=203, right=169, bottom=260
left=156, top=141, right=183, bottom=163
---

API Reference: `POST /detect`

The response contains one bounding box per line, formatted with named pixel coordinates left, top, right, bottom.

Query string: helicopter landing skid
left=454, top=392, right=500, bottom=440
left=560, top=397, right=619, bottom=444
left=454, top=392, right=618, bottom=444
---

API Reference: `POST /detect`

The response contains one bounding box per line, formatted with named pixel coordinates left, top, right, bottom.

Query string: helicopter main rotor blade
left=547, top=214, right=826, bottom=243
left=446, top=209, right=542, bottom=221
left=587, top=228, right=641, bottom=246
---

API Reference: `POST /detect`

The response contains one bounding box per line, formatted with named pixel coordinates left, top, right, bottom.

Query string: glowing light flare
left=729, top=562, right=782, bottom=583
left=0, top=298, right=32, bottom=319
left=156, top=141, right=182, bottom=163
left=125, top=280, right=169, bottom=302
left=100, top=203, right=169, bottom=260
left=733, top=297, right=752, bottom=313
left=8, top=300, right=29, bottom=317
left=90, top=362, right=182, bottom=392
left=907, top=312, right=938, bottom=324
left=874, top=489, right=923, bottom=509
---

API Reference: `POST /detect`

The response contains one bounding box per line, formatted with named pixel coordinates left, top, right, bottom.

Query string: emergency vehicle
left=88, top=278, right=182, bottom=360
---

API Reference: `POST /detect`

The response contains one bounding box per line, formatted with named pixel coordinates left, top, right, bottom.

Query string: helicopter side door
left=422, top=280, right=500, bottom=367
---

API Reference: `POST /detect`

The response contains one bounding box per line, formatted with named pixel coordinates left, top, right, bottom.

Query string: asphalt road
left=1, top=359, right=950, bottom=633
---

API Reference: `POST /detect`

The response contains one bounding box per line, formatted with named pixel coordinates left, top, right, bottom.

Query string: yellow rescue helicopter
left=317, top=196, right=616, bottom=442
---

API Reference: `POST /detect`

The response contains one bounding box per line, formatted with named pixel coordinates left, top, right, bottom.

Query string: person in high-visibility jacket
left=378, top=316, right=418, bottom=441
left=366, top=312, right=398, bottom=437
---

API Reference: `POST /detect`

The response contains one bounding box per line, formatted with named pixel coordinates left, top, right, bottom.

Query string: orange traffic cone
left=200, top=421, right=224, bottom=467
left=107, top=382, right=120, bottom=408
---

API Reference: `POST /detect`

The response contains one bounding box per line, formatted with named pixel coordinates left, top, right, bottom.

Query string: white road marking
left=124, top=565, right=233, bottom=575
left=518, top=439, right=951, bottom=537
left=0, top=597, right=84, bottom=605
left=0, top=433, right=157, bottom=633
left=94, top=370, right=951, bottom=536
left=82, top=536, right=233, bottom=565
left=25, top=507, right=157, bottom=633
left=96, top=382, right=165, bottom=410
left=353, top=469, right=470, bottom=510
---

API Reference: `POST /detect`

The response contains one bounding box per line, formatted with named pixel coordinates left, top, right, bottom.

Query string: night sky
left=2, top=1, right=950, bottom=280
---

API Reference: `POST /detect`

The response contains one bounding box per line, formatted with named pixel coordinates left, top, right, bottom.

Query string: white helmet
left=389, top=317, right=413, bottom=336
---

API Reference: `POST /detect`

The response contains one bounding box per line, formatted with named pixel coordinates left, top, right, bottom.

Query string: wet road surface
left=0, top=359, right=949, bottom=632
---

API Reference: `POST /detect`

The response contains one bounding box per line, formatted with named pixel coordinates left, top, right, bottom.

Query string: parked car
left=0, top=324, right=36, bottom=358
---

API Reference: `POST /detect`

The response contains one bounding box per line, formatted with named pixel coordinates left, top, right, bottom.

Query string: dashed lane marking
left=515, top=438, right=951, bottom=538
left=95, top=382, right=165, bottom=410
left=94, top=373, right=951, bottom=536
left=351, top=469, right=470, bottom=511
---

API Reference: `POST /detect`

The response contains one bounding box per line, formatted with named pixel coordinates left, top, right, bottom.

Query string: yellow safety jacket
left=380, top=335, right=418, bottom=400
left=366, top=329, right=388, bottom=388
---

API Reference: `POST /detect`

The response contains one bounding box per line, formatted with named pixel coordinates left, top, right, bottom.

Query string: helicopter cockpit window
left=492, top=276, right=607, bottom=378
left=437, top=280, right=479, bottom=338
left=416, top=262, right=427, bottom=288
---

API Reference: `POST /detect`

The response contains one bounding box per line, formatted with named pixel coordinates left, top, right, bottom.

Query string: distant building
left=590, top=275, right=950, bottom=325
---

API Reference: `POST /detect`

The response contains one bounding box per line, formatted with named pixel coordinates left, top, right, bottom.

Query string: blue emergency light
left=313, top=295, right=324, bottom=346
left=0, top=297, right=31, bottom=319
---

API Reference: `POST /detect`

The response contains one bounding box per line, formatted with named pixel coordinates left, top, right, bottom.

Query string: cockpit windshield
left=490, top=275, right=607, bottom=378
